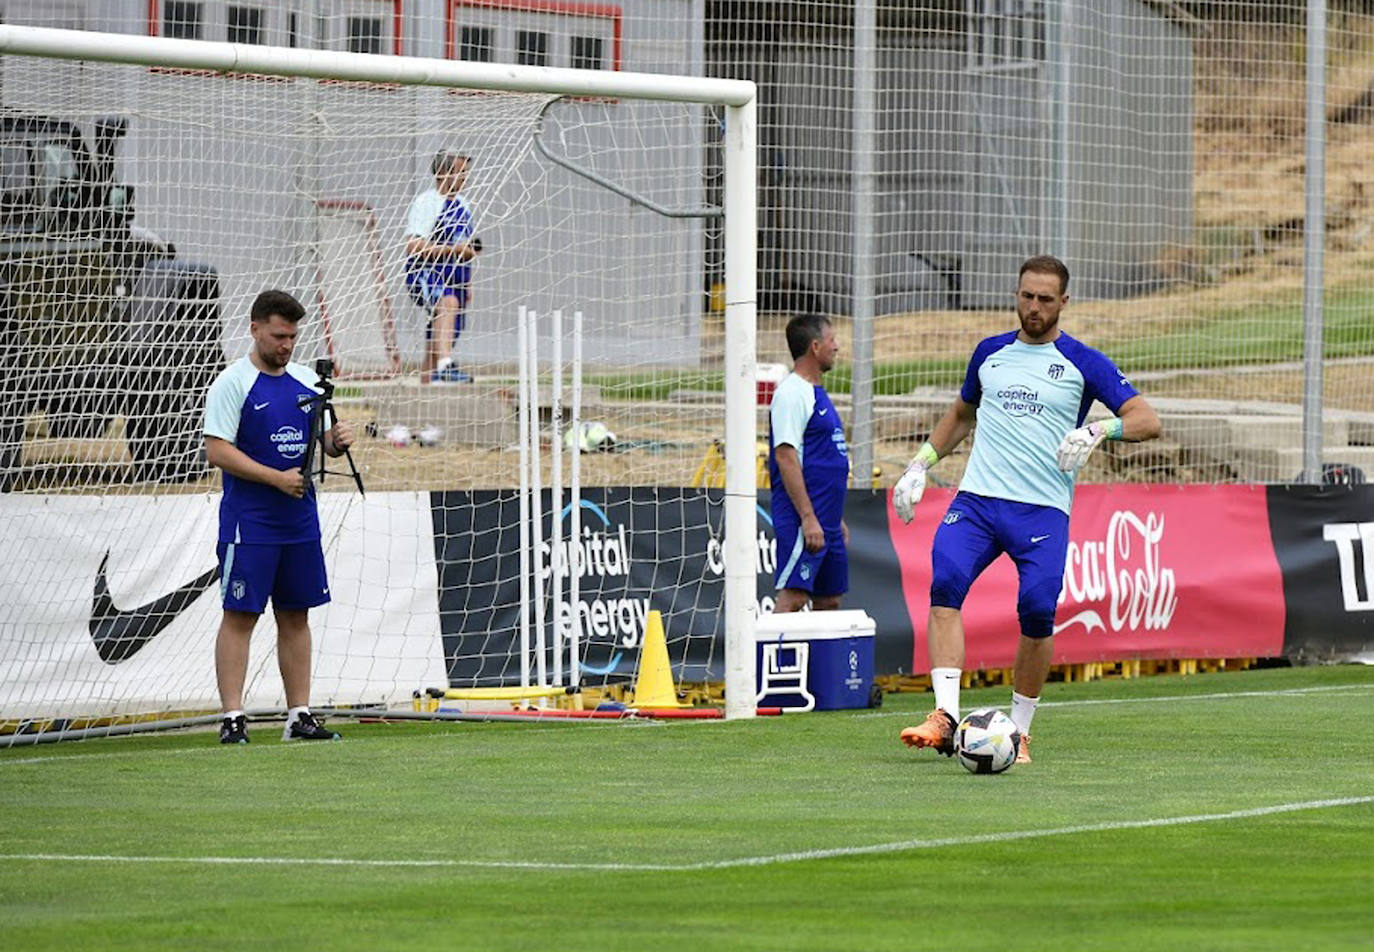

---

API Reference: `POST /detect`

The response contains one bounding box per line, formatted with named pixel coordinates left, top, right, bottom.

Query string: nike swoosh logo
left=89, top=551, right=219, bottom=664
left=1030, top=534, right=1050, bottom=543
left=253, top=401, right=270, bottom=410
left=818, top=408, right=829, bottom=416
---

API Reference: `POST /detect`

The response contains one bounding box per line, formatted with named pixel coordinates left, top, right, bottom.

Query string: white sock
left=222, top=709, right=244, bottom=721
left=287, top=705, right=310, bottom=723
left=930, top=667, right=961, bottom=722
left=1010, top=692, right=1039, bottom=735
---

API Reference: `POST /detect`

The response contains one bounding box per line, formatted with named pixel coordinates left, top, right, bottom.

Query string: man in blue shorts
left=893, top=255, right=1161, bottom=763
left=768, top=314, right=849, bottom=612
left=203, top=289, right=356, bottom=744
left=404, top=151, right=480, bottom=384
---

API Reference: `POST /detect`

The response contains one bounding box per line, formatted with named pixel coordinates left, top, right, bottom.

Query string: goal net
left=0, top=27, right=759, bottom=734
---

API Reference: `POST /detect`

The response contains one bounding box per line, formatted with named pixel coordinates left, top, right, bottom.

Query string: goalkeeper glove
left=1056, top=418, right=1123, bottom=472
left=893, top=442, right=939, bottom=524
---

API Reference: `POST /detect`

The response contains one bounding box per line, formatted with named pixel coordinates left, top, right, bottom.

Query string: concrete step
left=1231, top=446, right=1374, bottom=483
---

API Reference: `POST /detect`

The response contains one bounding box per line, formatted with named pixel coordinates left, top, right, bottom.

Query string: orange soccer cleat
left=899, top=708, right=957, bottom=757
left=1015, top=732, right=1031, bottom=765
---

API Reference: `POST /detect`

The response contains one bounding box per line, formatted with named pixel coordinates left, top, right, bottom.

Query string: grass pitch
left=2, top=664, right=1372, bottom=951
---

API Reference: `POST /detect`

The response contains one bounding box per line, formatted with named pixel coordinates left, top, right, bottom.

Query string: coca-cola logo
left=1055, top=510, right=1178, bottom=635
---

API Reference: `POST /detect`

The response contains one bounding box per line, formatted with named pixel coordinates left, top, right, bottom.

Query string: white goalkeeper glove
left=893, top=442, right=940, bottom=524
left=1056, top=419, right=1121, bottom=472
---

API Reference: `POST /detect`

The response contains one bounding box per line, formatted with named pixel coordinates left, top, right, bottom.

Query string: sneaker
left=899, top=708, right=957, bottom=756
left=429, top=366, right=472, bottom=384
left=219, top=714, right=249, bottom=745
left=282, top=710, right=341, bottom=742
left=1015, top=732, right=1031, bottom=765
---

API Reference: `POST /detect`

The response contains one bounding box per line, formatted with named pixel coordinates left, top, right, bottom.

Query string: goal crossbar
left=0, top=25, right=754, bottom=105
left=0, top=25, right=761, bottom=721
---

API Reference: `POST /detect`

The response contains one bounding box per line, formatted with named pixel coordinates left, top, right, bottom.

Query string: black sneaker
left=219, top=714, right=249, bottom=745
left=282, top=710, right=341, bottom=742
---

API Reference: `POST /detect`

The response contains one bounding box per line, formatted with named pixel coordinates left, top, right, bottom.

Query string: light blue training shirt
left=958, top=331, right=1138, bottom=515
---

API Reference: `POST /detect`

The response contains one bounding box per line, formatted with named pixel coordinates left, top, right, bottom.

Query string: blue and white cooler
left=754, top=610, right=877, bottom=711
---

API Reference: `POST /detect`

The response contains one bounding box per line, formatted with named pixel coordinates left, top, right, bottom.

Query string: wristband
left=1101, top=418, right=1124, bottom=441
left=914, top=441, right=939, bottom=468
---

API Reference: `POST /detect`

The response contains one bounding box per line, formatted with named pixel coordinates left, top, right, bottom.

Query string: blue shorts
left=407, top=272, right=468, bottom=329
left=929, top=492, right=1068, bottom=639
left=773, top=519, right=848, bottom=597
left=217, top=540, right=330, bottom=614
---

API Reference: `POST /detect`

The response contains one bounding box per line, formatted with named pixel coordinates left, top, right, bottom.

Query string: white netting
left=0, top=41, right=740, bottom=722
left=7, top=1, right=1374, bottom=725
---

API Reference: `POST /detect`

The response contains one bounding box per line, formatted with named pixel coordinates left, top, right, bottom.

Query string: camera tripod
left=298, top=358, right=365, bottom=496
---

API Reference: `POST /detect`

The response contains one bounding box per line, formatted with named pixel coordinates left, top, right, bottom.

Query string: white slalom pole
left=527, top=308, right=548, bottom=689
left=517, top=305, right=531, bottom=692
left=722, top=98, right=759, bottom=720
left=569, top=310, right=583, bottom=689
left=550, top=309, right=564, bottom=687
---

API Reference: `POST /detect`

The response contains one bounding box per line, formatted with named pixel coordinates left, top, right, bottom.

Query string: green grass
left=2, top=665, right=1372, bottom=951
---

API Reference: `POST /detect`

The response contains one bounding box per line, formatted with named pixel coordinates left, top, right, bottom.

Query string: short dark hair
left=250, top=289, right=306, bottom=325
left=1019, top=255, right=1070, bottom=294
left=785, top=313, right=830, bottom=360
left=432, top=151, right=470, bottom=176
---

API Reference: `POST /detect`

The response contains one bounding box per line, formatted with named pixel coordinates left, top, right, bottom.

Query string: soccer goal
left=0, top=25, right=760, bottom=737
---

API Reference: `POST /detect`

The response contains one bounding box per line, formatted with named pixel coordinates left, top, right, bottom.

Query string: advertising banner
left=0, top=492, right=444, bottom=718
left=1266, top=484, right=1374, bottom=662
left=889, top=484, right=1287, bottom=672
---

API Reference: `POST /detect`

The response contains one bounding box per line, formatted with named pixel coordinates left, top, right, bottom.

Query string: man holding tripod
left=203, top=289, right=355, bottom=744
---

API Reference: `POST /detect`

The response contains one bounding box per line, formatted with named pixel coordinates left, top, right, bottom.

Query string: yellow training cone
left=631, top=610, right=685, bottom=707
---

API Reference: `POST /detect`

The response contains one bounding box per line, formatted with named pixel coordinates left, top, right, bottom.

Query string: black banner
left=429, top=488, right=908, bottom=685
left=1266, top=484, right=1374, bottom=661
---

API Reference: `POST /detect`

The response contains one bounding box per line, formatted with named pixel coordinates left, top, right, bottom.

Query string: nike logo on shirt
left=818, top=408, right=828, bottom=416
left=253, top=401, right=270, bottom=410
left=1030, top=534, right=1050, bottom=543
left=88, top=552, right=220, bottom=664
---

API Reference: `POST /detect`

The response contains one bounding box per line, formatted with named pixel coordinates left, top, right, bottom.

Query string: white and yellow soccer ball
left=955, top=708, right=1022, bottom=774
left=563, top=420, right=616, bottom=454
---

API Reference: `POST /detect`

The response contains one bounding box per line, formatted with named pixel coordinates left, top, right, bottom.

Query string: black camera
left=315, top=357, right=334, bottom=378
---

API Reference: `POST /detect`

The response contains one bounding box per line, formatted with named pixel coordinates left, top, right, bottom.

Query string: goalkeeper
left=893, top=255, right=1160, bottom=765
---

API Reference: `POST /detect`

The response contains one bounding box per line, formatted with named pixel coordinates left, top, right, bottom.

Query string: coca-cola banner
left=1265, top=484, right=1374, bottom=663
left=888, top=485, right=1288, bottom=672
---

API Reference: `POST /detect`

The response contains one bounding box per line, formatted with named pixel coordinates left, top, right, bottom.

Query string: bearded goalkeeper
left=893, top=255, right=1161, bottom=765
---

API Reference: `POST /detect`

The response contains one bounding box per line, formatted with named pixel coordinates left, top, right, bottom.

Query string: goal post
left=0, top=25, right=760, bottom=725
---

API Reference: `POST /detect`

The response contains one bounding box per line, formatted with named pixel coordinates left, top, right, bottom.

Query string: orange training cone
left=631, top=610, right=685, bottom=708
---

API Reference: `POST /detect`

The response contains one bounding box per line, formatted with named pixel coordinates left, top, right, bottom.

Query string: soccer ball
left=955, top=708, right=1021, bottom=774
left=417, top=425, right=442, bottom=447
left=563, top=420, right=616, bottom=454
left=384, top=424, right=412, bottom=448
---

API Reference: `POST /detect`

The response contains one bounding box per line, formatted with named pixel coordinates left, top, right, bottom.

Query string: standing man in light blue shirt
left=767, top=314, right=850, bottom=613
left=894, top=255, right=1161, bottom=764
left=404, top=151, right=480, bottom=384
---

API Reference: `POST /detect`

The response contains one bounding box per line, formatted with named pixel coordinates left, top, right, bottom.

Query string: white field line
left=0, top=720, right=652, bottom=768
left=2, top=796, right=1371, bottom=872
left=855, top=681, right=1374, bottom=718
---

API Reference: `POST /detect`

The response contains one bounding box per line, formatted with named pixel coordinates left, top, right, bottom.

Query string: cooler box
left=755, top=610, right=876, bottom=711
